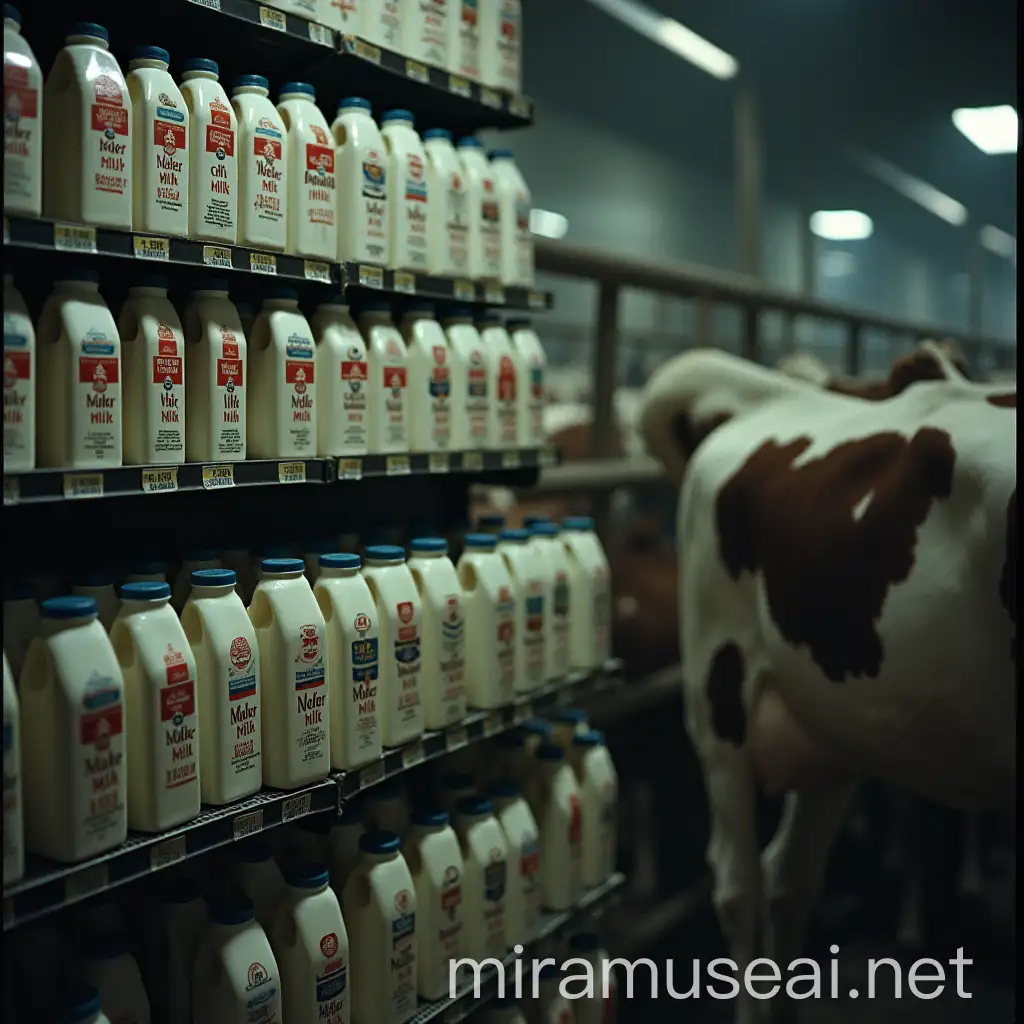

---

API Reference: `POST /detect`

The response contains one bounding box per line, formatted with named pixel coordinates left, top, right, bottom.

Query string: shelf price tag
left=453, top=279, right=475, bottom=302
left=358, top=264, right=384, bottom=289
left=386, top=454, right=411, bottom=477
left=352, top=38, right=382, bottom=64
left=393, top=271, right=415, bottom=295
left=448, top=74, right=472, bottom=98
left=484, top=285, right=506, bottom=305
left=446, top=725, right=468, bottom=751
left=338, top=458, right=362, bottom=481
left=462, top=451, right=484, bottom=472
left=63, top=472, right=103, bottom=500
left=360, top=759, right=386, bottom=788
left=249, top=252, right=277, bottom=275
left=3, top=477, right=19, bottom=506
left=258, top=5, right=287, bottom=31
left=54, top=223, right=97, bottom=254
left=281, top=792, right=312, bottom=821
left=232, top=809, right=264, bottom=839
left=509, top=95, right=531, bottom=119
left=406, top=59, right=429, bottom=83
left=187, top=0, right=223, bottom=9
left=202, top=245, right=233, bottom=269
left=150, top=835, right=186, bottom=870
left=402, top=741, right=425, bottom=769
left=483, top=714, right=503, bottom=737
left=480, top=87, right=502, bottom=109
left=142, top=467, right=179, bottom=494
left=202, top=464, right=235, bottom=490
left=528, top=290, right=547, bottom=310
left=502, top=450, right=521, bottom=470
left=133, top=235, right=169, bottom=261
left=308, top=20, right=333, bottom=46
left=304, top=260, right=332, bottom=283
left=278, top=461, right=307, bottom=484
left=65, top=863, right=110, bottom=901
left=428, top=453, right=450, bottom=474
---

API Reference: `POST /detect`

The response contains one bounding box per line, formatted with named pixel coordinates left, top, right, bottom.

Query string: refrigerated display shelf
left=332, top=446, right=559, bottom=483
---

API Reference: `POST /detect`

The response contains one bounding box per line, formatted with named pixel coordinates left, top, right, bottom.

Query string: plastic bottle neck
left=128, top=286, right=167, bottom=298
left=67, top=34, right=109, bottom=49
left=129, top=59, right=168, bottom=71
left=120, top=596, right=171, bottom=613
left=318, top=566, right=359, bottom=580
left=182, top=70, right=218, bottom=83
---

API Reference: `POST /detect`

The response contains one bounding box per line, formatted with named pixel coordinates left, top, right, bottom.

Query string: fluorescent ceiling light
left=952, top=105, right=1018, bottom=155
left=810, top=210, right=874, bottom=241
left=979, top=224, right=1016, bottom=260
left=585, top=0, right=738, bottom=80
left=530, top=209, right=568, bottom=239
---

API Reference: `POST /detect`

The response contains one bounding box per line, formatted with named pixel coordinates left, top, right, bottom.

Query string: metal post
left=734, top=81, right=762, bottom=279
left=591, top=283, right=619, bottom=541
left=741, top=306, right=760, bottom=363
left=695, top=295, right=714, bottom=348
left=846, top=322, right=862, bottom=377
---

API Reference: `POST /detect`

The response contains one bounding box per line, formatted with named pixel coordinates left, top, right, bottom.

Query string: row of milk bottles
left=2, top=518, right=610, bottom=881
left=3, top=271, right=547, bottom=471
left=3, top=13, right=533, bottom=284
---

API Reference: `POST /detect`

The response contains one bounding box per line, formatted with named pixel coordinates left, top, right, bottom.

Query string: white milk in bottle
left=61, top=985, right=113, bottom=1024
left=357, top=302, right=409, bottom=455
left=489, top=150, right=532, bottom=286
left=3, top=4, right=43, bottom=216
left=181, top=568, right=262, bottom=804
left=118, top=274, right=186, bottom=465
left=561, top=517, right=611, bottom=670
left=126, top=46, right=188, bottom=237
left=400, top=302, right=452, bottom=453
left=3, top=651, right=23, bottom=884
left=406, top=808, right=464, bottom=1001
left=43, top=22, right=132, bottom=229
left=247, top=286, right=317, bottom=458
left=329, top=804, right=365, bottom=897
left=183, top=279, right=247, bottom=462
left=527, top=744, right=582, bottom=911
left=477, top=313, right=518, bottom=449
left=312, top=296, right=369, bottom=456
left=448, top=0, right=482, bottom=81
left=270, top=863, right=350, bottom=1024
left=332, top=97, right=388, bottom=265
left=457, top=137, right=502, bottom=281
left=480, top=0, right=522, bottom=94
left=489, top=778, right=539, bottom=946
left=344, top=831, right=418, bottom=1024
left=454, top=795, right=508, bottom=960
left=508, top=317, right=546, bottom=448
left=314, top=553, right=382, bottom=771
left=111, top=581, right=200, bottom=832
left=529, top=523, right=569, bottom=681
left=570, top=731, right=618, bottom=886
left=277, top=81, right=336, bottom=261
left=72, top=573, right=120, bottom=631
left=179, top=58, right=237, bottom=245
left=3, top=274, right=35, bottom=470
left=80, top=933, right=151, bottom=1024
left=20, top=597, right=126, bottom=863
left=36, top=269, right=122, bottom=469
left=407, top=537, right=465, bottom=729
left=402, top=0, right=449, bottom=67
left=234, top=841, right=286, bottom=930
left=568, top=932, right=617, bottom=1024
left=231, top=74, right=287, bottom=251
left=145, top=875, right=207, bottom=1024
left=361, top=546, right=424, bottom=748
left=249, top=558, right=329, bottom=788
left=4, top=584, right=39, bottom=682
left=192, top=895, right=282, bottom=1024
left=457, top=533, right=515, bottom=708
left=424, top=129, right=469, bottom=277
left=360, top=0, right=402, bottom=52
left=382, top=110, right=429, bottom=273
left=497, top=529, right=545, bottom=694
left=443, top=308, right=488, bottom=450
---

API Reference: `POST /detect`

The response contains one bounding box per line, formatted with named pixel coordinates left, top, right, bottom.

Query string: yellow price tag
left=405, top=59, right=429, bottom=83
left=249, top=252, right=277, bottom=275
left=338, top=459, right=362, bottom=481
left=133, top=235, right=169, bottom=261
left=54, top=223, right=97, bottom=254
left=528, top=291, right=547, bottom=310
left=386, top=455, right=411, bottom=477
left=480, top=87, right=501, bottom=109
left=258, top=5, right=286, bottom=31
left=3, top=477, right=19, bottom=506
left=462, top=451, right=484, bottom=472
left=202, top=464, right=235, bottom=490
left=453, top=279, right=475, bottom=302
left=304, top=260, right=332, bottom=283
left=502, top=450, right=521, bottom=470
left=232, top=809, right=263, bottom=839
left=358, top=265, right=384, bottom=289
left=308, top=21, right=332, bottom=46
left=141, top=468, right=178, bottom=494
left=401, top=741, right=425, bottom=769
left=448, top=75, right=472, bottom=98
left=484, top=285, right=506, bottom=305
left=429, top=453, right=450, bottom=474
left=278, top=461, right=307, bottom=484
left=63, top=472, right=103, bottom=499
left=354, top=38, right=382, bottom=63
left=509, top=95, right=531, bottom=119
left=202, top=245, right=233, bottom=269
left=393, top=271, right=415, bottom=295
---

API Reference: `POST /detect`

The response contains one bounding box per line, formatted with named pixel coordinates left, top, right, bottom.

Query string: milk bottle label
left=78, top=674, right=125, bottom=845
left=159, top=645, right=199, bottom=792
left=340, top=349, right=368, bottom=447
left=440, top=594, right=464, bottom=711
left=452, top=0, right=481, bottom=78
left=496, top=585, right=515, bottom=697
left=483, top=848, right=506, bottom=950
left=151, top=323, right=184, bottom=455
left=466, top=348, right=487, bottom=443
left=91, top=75, right=130, bottom=199
left=568, top=793, right=582, bottom=884
left=286, top=335, right=315, bottom=452
left=552, top=570, right=569, bottom=665
left=481, top=178, right=502, bottom=276
left=326, top=0, right=358, bottom=28
left=3, top=329, right=31, bottom=461
left=251, top=120, right=285, bottom=228
left=227, top=634, right=260, bottom=776
left=382, top=336, right=408, bottom=447
left=369, top=0, right=402, bottom=50
left=293, top=623, right=327, bottom=765
left=415, top=0, right=449, bottom=66
left=497, top=1, right=521, bottom=88
left=360, top=151, right=388, bottom=262
left=594, top=566, right=610, bottom=659
left=400, top=154, right=429, bottom=270
left=497, top=354, right=516, bottom=444
left=521, top=838, right=540, bottom=926
left=150, top=97, right=187, bottom=218
left=3, top=63, right=40, bottom=207
left=445, top=170, right=470, bottom=271
left=392, top=889, right=417, bottom=1018
left=515, top=191, right=531, bottom=281
left=394, top=601, right=421, bottom=725
left=201, top=98, right=235, bottom=233
left=303, top=125, right=336, bottom=236
left=523, top=582, right=544, bottom=684
left=428, top=344, right=451, bottom=446
left=439, top=864, right=462, bottom=962
left=215, top=329, right=245, bottom=456
left=529, top=357, right=544, bottom=439
left=244, top=960, right=279, bottom=1022
left=351, top=613, right=380, bottom=755
left=316, top=932, right=348, bottom=1023
left=77, top=329, right=120, bottom=461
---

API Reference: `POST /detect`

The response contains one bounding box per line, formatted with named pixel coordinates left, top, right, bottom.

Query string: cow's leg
left=761, top=782, right=858, bottom=1024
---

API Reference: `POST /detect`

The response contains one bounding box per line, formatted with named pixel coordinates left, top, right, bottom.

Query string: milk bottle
left=332, top=97, right=389, bottom=266
left=270, top=863, right=350, bottom=1024
left=438, top=770, right=475, bottom=816
left=314, top=552, right=382, bottom=771
left=36, top=270, right=123, bottom=470
left=568, top=933, right=617, bottom=1024
left=507, top=318, right=546, bottom=448
left=3, top=651, right=23, bottom=884
left=179, top=58, right=237, bottom=245
left=43, top=22, right=132, bottom=229
left=406, top=808, right=464, bottom=1001
left=497, top=529, right=545, bottom=694
left=550, top=708, right=588, bottom=749
left=457, top=533, right=515, bottom=708
left=454, top=795, right=508, bottom=960
left=111, top=581, right=200, bottom=832
left=561, top=518, right=611, bottom=670
left=343, top=831, right=418, bottom=1024
left=421, top=133, right=470, bottom=278
left=477, top=513, right=505, bottom=533
left=248, top=287, right=317, bottom=458
left=277, top=81, right=337, bottom=261
left=126, top=46, right=188, bottom=237
left=3, top=4, right=42, bottom=217
left=407, top=537, right=465, bottom=729
left=489, top=150, right=532, bottom=286
left=183, top=279, right=247, bottom=462
left=382, top=110, right=430, bottom=273
left=457, top=137, right=502, bottom=281
left=192, top=895, right=283, bottom=1024
left=320, top=0, right=358, bottom=33
left=366, top=779, right=412, bottom=838
left=533, top=964, right=573, bottom=1024
left=477, top=313, right=518, bottom=448
left=145, top=876, right=207, bottom=1024
left=402, top=0, right=450, bottom=67
left=521, top=720, right=551, bottom=756
left=118, top=275, right=186, bottom=465
left=61, top=985, right=113, bottom=1024
left=181, top=569, right=260, bottom=798
left=527, top=524, right=569, bottom=681
left=249, top=558, right=329, bottom=788
left=570, top=731, right=618, bottom=886
left=172, top=549, right=222, bottom=613
left=71, top=573, right=119, bottom=631
left=4, top=584, right=38, bottom=682
left=482, top=997, right=529, bottom=1024
left=330, top=803, right=365, bottom=896
left=3, top=274, right=35, bottom=470
left=448, top=0, right=482, bottom=81
left=480, top=0, right=522, bottom=94
left=358, top=302, right=409, bottom=454
left=80, top=933, right=151, bottom=1024
left=489, top=778, right=540, bottom=946
left=360, top=0, right=402, bottom=52
left=400, top=303, right=451, bottom=453
left=527, top=744, right=582, bottom=910
left=231, top=74, right=287, bottom=251
left=234, top=841, right=287, bottom=929
left=312, top=297, right=369, bottom=456
left=442, top=308, right=488, bottom=450
left=127, top=560, right=167, bottom=583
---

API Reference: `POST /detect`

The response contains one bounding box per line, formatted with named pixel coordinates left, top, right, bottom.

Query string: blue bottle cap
left=338, top=96, right=371, bottom=112
left=522, top=514, right=548, bottom=527
left=463, top=533, right=497, bottom=550
left=381, top=108, right=414, bottom=125
left=488, top=148, right=514, bottom=160
left=499, top=528, right=529, bottom=543
left=66, top=21, right=108, bottom=42
left=364, top=545, right=406, bottom=563
left=563, top=516, right=595, bottom=531
left=232, top=74, right=269, bottom=91
left=279, top=81, right=315, bottom=99
left=457, top=795, right=493, bottom=817
left=411, top=807, right=450, bottom=828
left=40, top=596, right=97, bottom=620
left=209, top=894, right=255, bottom=926
left=521, top=718, right=552, bottom=737
left=409, top=537, right=448, bottom=554
left=457, top=136, right=483, bottom=149
left=191, top=568, right=236, bottom=587
left=445, top=305, right=474, bottom=319
left=359, top=830, right=401, bottom=854
left=573, top=729, right=605, bottom=746
left=181, top=57, right=219, bottom=76
left=129, top=45, right=169, bottom=64
left=61, top=984, right=102, bottom=1022
left=284, top=862, right=330, bottom=889
left=531, top=522, right=561, bottom=537
left=260, top=557, right=304, bottom=575
left=424, top=128, right=452, bottom=141
left=119, top=581, right=171, bottom=601
left=319, top=553, right=361, bottom=570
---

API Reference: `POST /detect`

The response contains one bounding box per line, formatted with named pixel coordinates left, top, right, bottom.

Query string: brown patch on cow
left=673, top=412, right=733, bottom=459
left=827, top=349, right=971, bottom=401
left=987, top=393, right=1016, bottom=408
left=716, top=428, right=956, bottom=681
left=708, top=642, right=746, bottom=745
left=1000, top=489, right=1016, bottom=665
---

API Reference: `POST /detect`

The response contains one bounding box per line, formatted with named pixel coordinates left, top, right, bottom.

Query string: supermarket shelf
left=2, top=779, right=338, bottom=932
left=332, top=446, right=559, bottom=483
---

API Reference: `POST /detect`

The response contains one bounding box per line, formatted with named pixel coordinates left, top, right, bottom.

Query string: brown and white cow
left=638, top=341, right=1015, bottom=1023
